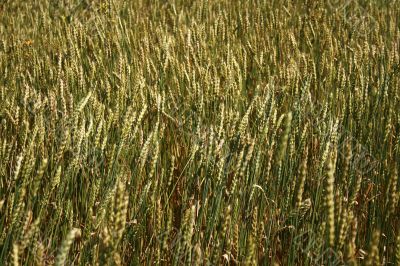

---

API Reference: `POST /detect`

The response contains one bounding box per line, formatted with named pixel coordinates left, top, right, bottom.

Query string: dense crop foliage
left=0, top=0, right=399, bottom=265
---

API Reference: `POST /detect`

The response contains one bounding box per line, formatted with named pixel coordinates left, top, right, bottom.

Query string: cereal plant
left=0, top=0, right=399, bottom=265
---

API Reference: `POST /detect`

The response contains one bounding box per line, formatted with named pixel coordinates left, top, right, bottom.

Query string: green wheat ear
left=366, top=230, right=381, bottom=266
left=56, top=228, right=81, bottom=266
left=326, top=153, right=336, bottom=248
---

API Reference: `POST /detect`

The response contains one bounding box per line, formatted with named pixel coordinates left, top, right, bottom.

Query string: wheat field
left=0, top=0, right=399, bottom=265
